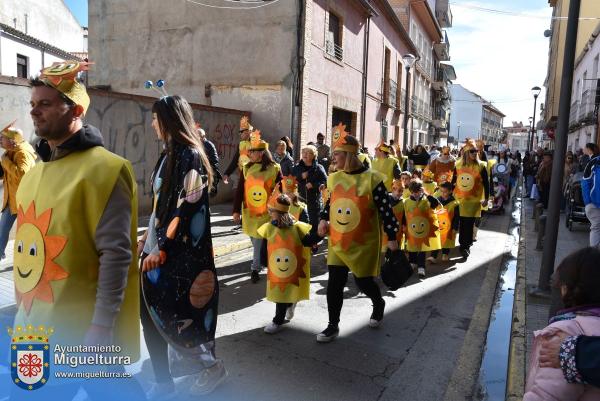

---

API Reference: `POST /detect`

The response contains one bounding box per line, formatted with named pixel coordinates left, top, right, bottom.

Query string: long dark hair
left=248, top=149, right=276, bottom=172
left=152, top=95, right=214, bottom=224
left=554, top=247, right=600, bottom=309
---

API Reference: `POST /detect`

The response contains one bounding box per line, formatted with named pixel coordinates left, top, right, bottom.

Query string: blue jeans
left=0, top=207, right=16, bottom=259
left=525, top=175, right=534, bottom=197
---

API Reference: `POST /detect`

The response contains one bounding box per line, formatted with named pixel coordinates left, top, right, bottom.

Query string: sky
left=449, top=0, right=552, bottom=126
left=64, top=0, right=88, bottom=27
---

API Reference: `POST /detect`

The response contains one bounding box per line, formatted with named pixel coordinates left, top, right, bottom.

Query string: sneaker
left=426, top=256, right=437, bottom=264
left=146, top=380, right=176, bottom=401
left=441, top=254, right=449, bottom=262
left=189, top=360, right=228, bottom=396
left=264, top=322, right=283, bottom=334
left=369, top=300, right=385, bottom=328
left=251, top=270, right=260, bottom=283
left=316, top=324, right=339, bottom=343
left=473, top=227, right=479, bottom=241
left=285, top=303, right=297, bottom=320
left=410, top=263, right=418, bottom=270
left=417, top=267, right=426, bottom=278
left=460, top=248, right=470, bottom=259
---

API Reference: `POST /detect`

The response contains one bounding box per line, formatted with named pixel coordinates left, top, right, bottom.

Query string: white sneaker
left=426, top=256, right=437, bottom=264
left=441, top=254, right=449, bottom=262
left=264, top=322, right=283, bottom=334
left=418, top=267, right=426, bottom=278
left=410, top=263, right=418, bottom=270
left=189, top=360, right=228, bottom=396
left=473, top=226, right=479, bottom=241
left=146, top=380, right=176, bottom=401
left=285, top=303, right=297, bottom=320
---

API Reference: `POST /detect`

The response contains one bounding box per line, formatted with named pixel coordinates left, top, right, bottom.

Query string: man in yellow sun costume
left=233, top=131, right=282, bottom=283
left=316, top=126, right=399, bottom=342
left=371, top=141, right=401, bottom=191
left=11, top=61, right=142, bottom=397
left=452, top=139, right=490, bottom=260
left=403, top=179, right=441, bottom=278
left=257, top=194, right=321, bottom=334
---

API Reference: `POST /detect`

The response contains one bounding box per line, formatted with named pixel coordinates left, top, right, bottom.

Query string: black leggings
left=431, top=248, right=450, bottom=258
left=140, top=255, right=172, bottom=384
left=459, top=217, right=476, bottom=251
left=409, top=252, right=426, bottom=268
left=273, top=302, right=292, bottom=325
left=326, top=265, right=383, bottom=326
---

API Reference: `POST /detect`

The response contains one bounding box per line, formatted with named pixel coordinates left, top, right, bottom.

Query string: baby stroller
left=564, top=172, right=590, bottom=231
left=488, top=176, right=506, bottom=214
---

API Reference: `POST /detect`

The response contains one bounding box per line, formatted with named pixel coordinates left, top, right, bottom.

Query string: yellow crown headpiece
left=7, top=325, right=54, bottom=344
left=422, top=169, right=435, bottom=180
left=281, top=175, right=298, bottom=194
left=376, top=140, right=392, bottom=154
left=249, top=130, right=268, bottom=150
left=0, top=120, right=24, bottom=143
left=461, top=138, right=477, bottom=152
left=39, top=61, right=92, bottom=115
left=332, top=123, right=358, bottom=153
left=267, top=185, right=290, bottom=213
left=240, top=116, right=253, bottom=132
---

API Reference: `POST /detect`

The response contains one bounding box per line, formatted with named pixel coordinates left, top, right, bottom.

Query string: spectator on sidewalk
left=273, top=140, right=294, bottom=176
left=408, top=144, right=430, bottom=171
left=537, top=151, right=553, bottom=209
left=539, top=334, right=600, bottom=388
left=140, top=95, right=226, bottom=397
left=523, top=151, right=535, bottom=198
left=316, top=132, right=331, bottom=171
left=198, top=127, right=222, bottom=195
left=0, top=123, right=36, bottom=260
left=280, top=135, right=294, bottom=157
left=524, top=247, right=600, bottom=400
left=582, top=143, right=600, bottom=247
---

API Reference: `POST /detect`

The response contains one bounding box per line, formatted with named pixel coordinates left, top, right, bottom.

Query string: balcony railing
left=435, top=0, right=453, bottom=28
left=389, top=79, right=398, bottom=108
left=433, top=30, right=450, bottom=61
left=579, top=89, right=594, bottom=121
left=569, top=100, right=579, bottom=127
left=325, top=39, right=343, bottom=61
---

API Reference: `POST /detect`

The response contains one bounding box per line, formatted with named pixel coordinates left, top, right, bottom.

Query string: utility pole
left=532, top=0, right=581, bottom=296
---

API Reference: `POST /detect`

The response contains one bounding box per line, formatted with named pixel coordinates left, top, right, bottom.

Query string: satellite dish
left=544, top=29, right=552, bottom=38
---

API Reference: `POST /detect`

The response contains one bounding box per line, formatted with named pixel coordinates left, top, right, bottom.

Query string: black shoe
left=311, top=245, right=319, bottom=255
left=251, top=270, right=260, bottom=283
left=460, top=248, right=470, bottom=259
left=316, top=324, right=339, bottom=343
left=369, top=300, right=385, bottom=328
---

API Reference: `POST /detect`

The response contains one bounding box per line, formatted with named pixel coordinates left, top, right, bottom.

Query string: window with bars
left=326, top=12, right=343, bottom=61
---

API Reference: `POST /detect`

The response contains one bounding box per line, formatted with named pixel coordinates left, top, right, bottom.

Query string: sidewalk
left=0, top=202, right=249, bottom=309
left=507, top=196, right=590, bottom=400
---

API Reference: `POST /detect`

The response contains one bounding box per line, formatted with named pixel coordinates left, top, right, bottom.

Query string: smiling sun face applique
left=405, top=206, right=438, bottom=248
left=267, top=233, right=307, bottom=292
left=329, top=184, right=372, bottom=250
left=435, top=208, right=453, bottom=244
left=245, top=176, right=272, bottom=216
left=454, top=165, right=482, bottom=198
left=14, top=202, right=68, bottom=314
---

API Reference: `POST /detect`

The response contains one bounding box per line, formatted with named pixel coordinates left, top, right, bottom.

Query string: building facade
left=90, top=0, right=424, bottom=154
left=0, top=0, right=86, bottom=140
left=449, top=84, right=505, bottom=149
left=568, top=21, right=600, bottom=152
left=504, top=122, right=529, bottom=153
left=543, top=0, right=600, bottom=137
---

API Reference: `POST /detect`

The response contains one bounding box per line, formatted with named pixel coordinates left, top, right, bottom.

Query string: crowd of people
left=3, top=59, right=600, bottom=400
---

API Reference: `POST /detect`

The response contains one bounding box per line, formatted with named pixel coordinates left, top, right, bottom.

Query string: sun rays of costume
left=13, top=61, right=140, bottom=358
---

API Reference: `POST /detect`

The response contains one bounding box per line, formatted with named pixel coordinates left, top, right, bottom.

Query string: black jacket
left=292, top=160, right=327, bottom=204
left=35, top=124, right=104, bottom=162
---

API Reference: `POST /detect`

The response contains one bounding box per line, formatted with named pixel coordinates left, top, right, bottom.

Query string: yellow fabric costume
left=403, top=197, right=441, bottom=252
left=454, top=159, right=488, bottom=218
left=257, top=222, right=312, bottom=303
left=327, top=170, right=382, bottom=277
left=436, top=200, right=459, bottom=249
left=13, top=147, right=139, bottom=359
left=372, top=157, right=399, bottom=191
left=242, top=163, right=280, bottom=238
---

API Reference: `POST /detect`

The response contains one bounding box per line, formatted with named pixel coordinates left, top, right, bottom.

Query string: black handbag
left=381, top=249, right=412, bottom=290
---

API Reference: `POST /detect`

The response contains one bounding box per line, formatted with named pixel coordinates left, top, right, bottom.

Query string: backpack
left=582, top=156, right=600, bottom=207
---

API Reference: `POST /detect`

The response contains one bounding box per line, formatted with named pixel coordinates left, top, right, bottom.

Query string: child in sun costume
left=233, top=131, right=282, bottom=283
left=430, top=182, right=460, bottom=262
left=258, top=194, right=321, bottom=334
left=452, top=139, right=490, bottom=260
left=140, top=93, right=227, bottom=396
left=223, top=115, right=253, bottom=182
left=388, top=179, right=406, bottom=249
left=13, top=61, right=139, bottom=352
left=400, top=171, right=412, bottom=199
left=372, top=141, right=401, bottom=191
left=281, top=175, right=310, bottom=223
left=316, top=127, right=400, bottom=343
left=422, top=169, right=439, bottom=197
left=403, top=179, right=441, bottom=278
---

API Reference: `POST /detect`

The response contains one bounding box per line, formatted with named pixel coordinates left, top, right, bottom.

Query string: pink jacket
left=524, top=315, right=600, bottom=401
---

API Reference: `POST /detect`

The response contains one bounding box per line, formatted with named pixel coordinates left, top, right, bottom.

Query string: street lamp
left=457, top=121, right=461, bottom=144
left=529, top=116, right=533, bottom=152
left=402, top=53, right=417, bottom=152
left=529, top=86, right=542, bottom=151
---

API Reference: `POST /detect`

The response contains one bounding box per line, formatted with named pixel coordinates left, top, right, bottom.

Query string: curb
left=213, top=238, right=252, bottom=258
left=506, top=183, right=527, bottom=400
